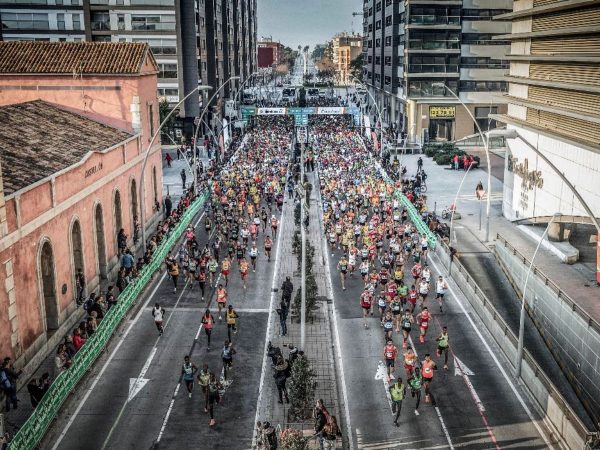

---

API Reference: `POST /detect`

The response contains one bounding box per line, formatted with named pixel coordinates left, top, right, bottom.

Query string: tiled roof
left=0, top=41, right=157, bottom=75
left=0, top=100, right=132, bottom=195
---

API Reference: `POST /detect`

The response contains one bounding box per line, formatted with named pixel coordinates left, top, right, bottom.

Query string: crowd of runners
left=315, top=116, right=452, bottom=423
left=154, top=116, right=293, bottom=428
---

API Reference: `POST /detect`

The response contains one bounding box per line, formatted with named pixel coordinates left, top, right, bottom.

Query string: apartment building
left=491, top=0, right=600, bottom=222
left=362, top=0, right=512, bottom=142
left=331, top=32, right=362, bottom=85
left=0, top=0, right=257, bottom=119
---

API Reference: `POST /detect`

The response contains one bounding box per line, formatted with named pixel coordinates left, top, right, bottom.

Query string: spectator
left=164, top=194, right=172, bottom=218
left=1, top=357, right=19, bottom=411
left=276, top=299, right=289, bottom=336
left=88, top=295, right=105, bottom=320
left=281, top=276, right=294, bottom=307
left=120, top=249, right=134, bottom=274
left=27, top=377, right=46, bottom=408
left=117, top=229, right=128, bottom=253
left=273, top=355, right=290, bottom=404
left=72, top=328, right=86, bottom=352
left=64, top=335, right=77, bottom=359
left=75, top=268, right=85, bottom=306
left=55, top=344, right=71, bottom=373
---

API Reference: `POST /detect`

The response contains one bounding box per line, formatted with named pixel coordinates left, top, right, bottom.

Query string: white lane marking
left=408, top=336, right=455, bottom=450
left=100, top=280, right=189, bottom=449
left=194, top=324, right=204, bottom=340
left=315, top=172, right=355, bottom=450
left=128, top=346, right=157, bottom=402
left=251, top=199, right=286, bottom=449
left=428, top=253, right=554, bottom=448
left=375, top=361, right=394, bottom=414
left=156, top=382, right=181, bottom=443
left=51, top=270, right=168, bottom=450
left=454, top=357, right=474, bottom=377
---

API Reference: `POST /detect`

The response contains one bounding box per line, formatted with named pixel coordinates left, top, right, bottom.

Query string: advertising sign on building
left=429, top=106, right=456, bottom=119
left=258, top=107, right=287, bottom=115
left=317, top=107, right=345, bottom=115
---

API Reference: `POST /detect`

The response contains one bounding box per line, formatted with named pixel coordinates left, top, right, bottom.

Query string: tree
left=159, top=98, right=176, bottom=143
left=349, top=53, right=364, bottom=83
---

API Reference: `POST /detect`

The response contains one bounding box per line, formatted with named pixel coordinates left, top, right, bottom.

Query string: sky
left=257, top=0, right=363, bottom=50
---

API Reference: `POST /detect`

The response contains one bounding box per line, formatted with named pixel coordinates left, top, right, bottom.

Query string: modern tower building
left=362, top=0, right=512, bottom=142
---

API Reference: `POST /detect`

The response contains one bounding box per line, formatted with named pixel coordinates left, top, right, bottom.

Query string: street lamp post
left=489, top=128, right=600, bottom=285
left=191, top=76, right=240, bottom=178
left=138, top=85, right=211, bottom=249
left=431, top=82, right=492, bottom=243
left=515, top=212, right=561, bottom=376
left=351, top=77, right=386, bottom=157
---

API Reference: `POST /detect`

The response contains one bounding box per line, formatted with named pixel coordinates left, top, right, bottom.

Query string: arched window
left=114, top=189, right=123, bottom=251
left=39, top=240, right=58, bottom=331
left=70, top=219, right=84, bottom=301
left=152, top=166, right=158, bottom=207
left=95, top=203, right=108, bottom=279
left=130, top=179, right=138, bottom=223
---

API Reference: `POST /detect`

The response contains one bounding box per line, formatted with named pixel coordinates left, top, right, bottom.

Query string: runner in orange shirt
left=239, top=257, right=250, bottom=291
left=421, top=353, right=437, bottom=405
left=221, top=256, right=231, bottom=286
left=216, top=284, right=227, bottom=321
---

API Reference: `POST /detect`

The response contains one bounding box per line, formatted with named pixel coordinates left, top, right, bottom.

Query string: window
left=72, top=13, right=80, bottom=30
left=91, top=12, right=109, bottom=30
left=368, top=40, right=372, bottom=48
left=1, top=13, right=49, bottom=30
left=117, top=14, right=125, bottom=30
left=132, top=14, right=175, bottom=31
left=375, top=38, right=381, bottom=47
left=376, top=1, right=381, bottom=12
left=158, top=63, right=177, bottom=79
left=459, top=81, right=507, bottom=91
left=462, top=33, right=509, bottom=45
left=56, top=13, right=65, bottom=30
left=475, top=106, right=499, bottom=131
left=384, top=56, right=391, bottom=66
left=116, top=0, right=124, bottom=4
left=368, top=24, right=372, bottom=32
left=385, top=15, right=392, bottom=26
left=461, top=57, right=508, bottom=69
left=375, top=20, right=381, bottom=30
left=375, top=56, right=380, bottom=65
left=148, top=103, right=155, bottom=137
left=408, top=80, right=458, bottom=97
left=462, top=9, right=511, bottom=20
left=385, top=36, right=391, bottom=46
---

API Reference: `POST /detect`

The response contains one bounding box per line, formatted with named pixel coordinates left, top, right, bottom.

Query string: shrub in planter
left=288, top=354, right=318, bottom=421
left=293, top=274, right=318, bottom=319
left=279, top=428, right=307, bottom=450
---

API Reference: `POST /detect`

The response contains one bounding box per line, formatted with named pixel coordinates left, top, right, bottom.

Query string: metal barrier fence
left=9, top=191, right=209, bottom=450
left=496, top=233, right=600, bottom=335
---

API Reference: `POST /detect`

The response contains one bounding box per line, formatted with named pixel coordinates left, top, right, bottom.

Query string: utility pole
left=300, top=130, right=307, bottom=351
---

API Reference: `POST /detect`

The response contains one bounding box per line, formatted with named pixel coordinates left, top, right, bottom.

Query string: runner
left=270, top=215, right=279, bottom=238
left=249, top=242, right=259, bottom=272
left=382, top=310, right=394, bottom=341
left=221, top=340, right=236, bottom=381
left=400, top=309, right=414, bottom=348
left=435, top=275, right=449, bottom=313
left=383, top=339, right=398, bottom=381
left=389, top=378, right=406, bottom=426
left=436, top=326, right=450, bottom=370
left=152, top=303, right=165, bottom=336
left=226, top=305, right=239, bottom=341
left=416, top=307, right=431, bottom=343
left=206, top=372, right=222, bottom=426
left=418, top=278, right=430, bottom=308
left=207, top=255, right=218, bottom=286
left=182, top=355, right=198, bottom=398
left=221, top=256, right=231, bottom=286
left=239, top=256, right=250, bottom=291
left=216, top=284, right=227, bottom=320
left=421, top=353, right=437, bottom=405
left=360, top=288, right=373, bottom=329
left=201, top=309, right=215, bottom=350
left=264, top=236, right=273, bottom=262
left=198, top=269, right=207, bottom=301
left=197, top=363, right=210, bottom=412
left=403, top=345, right=417, bottom=378
left=337, top=255, right=348, bottom=290
left=168, top=259, right=180, bottom=293
left=408, top=366, right=424, bottom=416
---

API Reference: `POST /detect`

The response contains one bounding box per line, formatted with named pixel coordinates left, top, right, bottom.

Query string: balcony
left=408, top=39, right=460, bottom=51
left=90, top=21, right=110, bottom=31
left=132, top=23, right=176, bottom=31
left=408, top=64, right=460, bottom=74
left=408, top=15, right=461, bottom=26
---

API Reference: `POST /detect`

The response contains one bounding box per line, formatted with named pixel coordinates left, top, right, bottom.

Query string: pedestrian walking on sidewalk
left=281, top=276, right=294, bottom=307
left=276, top=299, right=289, bottom=336
left=1, top=357, right=20, bottom=412
left=165, top=152, right=173, bottom=168
left=273, top=355, right=290, bottom=404
left=180, top=168, right=187, bottom=188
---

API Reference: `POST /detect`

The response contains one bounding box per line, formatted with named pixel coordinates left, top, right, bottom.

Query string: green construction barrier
left=377, top=163, right=437, bottom=249
left=9, top=191, right=209, bottom=450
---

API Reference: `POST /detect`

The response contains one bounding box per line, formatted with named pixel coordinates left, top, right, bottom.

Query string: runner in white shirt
left=152, top=303, right=165, bottom=336
left=421, top=265, right=432, bottom=284
left=418, top=279, right=430, bottom=308
left=435, top=276, right=449, bottom=313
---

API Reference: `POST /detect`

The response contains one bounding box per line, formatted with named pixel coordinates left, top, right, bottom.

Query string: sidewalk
left=402, top=152, right=595, bottom=429
left=1, top=152, right=196, bottom=438
left=255, top=174, right=342, bottom=449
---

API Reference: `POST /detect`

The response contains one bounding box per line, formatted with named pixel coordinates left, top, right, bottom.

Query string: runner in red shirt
left=384, top=340, right=398, bottom=380
left=407, top=285, right=418, bottom=312
left=416, top=307, right=431, bottom=343
left=360, top=289, right=373, bottom=329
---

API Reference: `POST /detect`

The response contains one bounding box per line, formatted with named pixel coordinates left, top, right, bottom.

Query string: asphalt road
left=318, top=177, right=555, bottom=449
left=45, top=197, right=284, bottom=450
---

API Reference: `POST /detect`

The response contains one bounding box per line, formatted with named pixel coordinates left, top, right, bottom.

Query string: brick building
left=0, top=42, right=162, bottom=381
